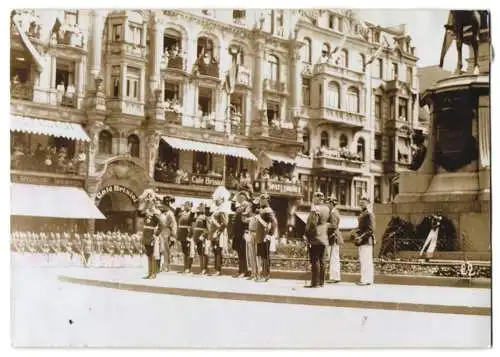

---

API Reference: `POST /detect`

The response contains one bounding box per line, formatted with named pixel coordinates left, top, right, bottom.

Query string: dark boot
left=150, top=259, right=157, bottom=279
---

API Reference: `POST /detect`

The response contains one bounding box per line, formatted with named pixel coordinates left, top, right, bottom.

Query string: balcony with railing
left=312, top=147, right=365, bottom=174
left=313, top=62, right=365, bottom=83
left=10, top=81, right=33, bottom=101
left=160, top=51, right=186, bottom=72
left=263, top=79, right=287, bottom=95
left=167, top=111, right=246, bottom=137
left=107, top=98, right=144, bottom=117
left=193, top=57, right=220, bottom=79
left=107, top=41, right=147, bottom=58
left=308, top=107, right=365, bottom=128
left=235, top=65, right=251, bottom=87
left=154, top=166, right=226, bottom=191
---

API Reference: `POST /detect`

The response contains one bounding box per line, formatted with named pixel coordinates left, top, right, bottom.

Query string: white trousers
left=328, top=244, right=341, bottom=281
left=358, top=245, right=374, bottom=284
left=420, top=229, right=439, bottom=258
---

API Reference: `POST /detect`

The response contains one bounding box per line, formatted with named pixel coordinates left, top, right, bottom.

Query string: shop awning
left=261, top=151, right=296, bottom=165
left=11, top=183, right=105, bottom=219
left=171, top=195, right=212, bottom=209
left=295, top=212, right=359, bottom=230
left=161, top=136, right=257, bottom=161
left=11, top=115, right=91, bottom=141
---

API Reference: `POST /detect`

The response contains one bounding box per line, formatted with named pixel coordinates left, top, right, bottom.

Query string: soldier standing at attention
left=231, top=191, right=252, bottom=278
left=254, top=193, right=278, bottom=282
left=326, top=195, right=343, bottom=284
left=160, top=195, right=177, bottom=272
left=177, top=201, right=195, bottom=274
left=246, top=200, right=259, bottom=280
left=304, top=192, right=330, bottom=288
left=355, top=195, right=376, bottom=286
left=192, top=203, right=209, bottom=275
left=208, top=193, right=229, bottom=276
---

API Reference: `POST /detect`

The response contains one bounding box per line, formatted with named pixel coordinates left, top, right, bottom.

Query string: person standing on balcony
left=326, top=195, right=343, bottom=284
left=254, top=193, right=278, bottom=282
left=208, top=191, right=229, bottom=276
left=177, top=201, right=195, bottom=274
left=355, top=196, right=376, bottom=286
left=231, top=191, right=252, bottom=278
left=304, top=192, right=330, bottom=288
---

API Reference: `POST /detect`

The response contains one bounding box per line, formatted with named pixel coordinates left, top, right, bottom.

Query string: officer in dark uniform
left=208, top=195, right=229, bottom=276
left=192, top=202, right=209, bottom=275
left=304, top=191, right=330, bottom=288
left=231, top=191, right=252, bottom=278
left=254, top=193, right=278, bottom=282
left=177, top=201, right=195, bottom=274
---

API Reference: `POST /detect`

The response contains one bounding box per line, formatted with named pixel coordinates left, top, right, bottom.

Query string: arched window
left=339, top=134, right=348, bottom=148
left=303, top=37, right=312, bottom=64
left=302, top=127, right=310, bottom=155
left=340, top=49, right=348, bottom=68
left=267, top=54, right=279, bottom=81
left=321, top=43, right=330, bottom=59
left=347, top=86, right=360, bottom=113
left=320, top=131, right=329, bottom=147
left=327, top=81, right=340, bottom=108
left=357, top=137, right=366, bottom=161
left=127, top=134, right=140, bottom=158
left=197, top=36, right=214, bottom=60
left=358, top=53, right=366, bottom=72
left=228, top=44, right=244, bottom=65
left=98, top=130, right=112, bottom=154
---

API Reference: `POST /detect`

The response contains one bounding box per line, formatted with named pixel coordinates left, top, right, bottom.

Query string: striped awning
left=11, top=115, right=90, bottom=142
left=295, top=212, right=359, bottom=230
left=11, top=183, right=105, bottom=219
left=262, top=151, right=296, bottom=165
left=161, top=136, right=257, bottom=161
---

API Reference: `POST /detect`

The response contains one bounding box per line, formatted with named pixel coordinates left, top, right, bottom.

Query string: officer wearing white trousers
left=326, top=195, right=343, bottom=283
left=356, top=196, right=375, bottom=286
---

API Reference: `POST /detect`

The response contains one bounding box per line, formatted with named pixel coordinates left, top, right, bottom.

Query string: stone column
left=290, top=39, right=303, bottom=120
left=186, top=38, right=197, bottom=74
left=121, top=64, right=128, bottom=99
left=478, top=96, right=490, bottom=168
left=394, top=95, right=399, bottom=121
left=146, top=132, right=161, bottom=179
left=359, top=86, right=366, bottom=114
left=90, top=10, right=105, bottom=79
left=252, top=38, right=265, bottom=129
left=407, top=97, right=412, bottom=123
left=245, top=91, right=252, bottom=136
left=140, top=67, right=146, bottom=102
left=149, top=18, right=164, bottom=94
left=87, top=122, right=103, bottom=176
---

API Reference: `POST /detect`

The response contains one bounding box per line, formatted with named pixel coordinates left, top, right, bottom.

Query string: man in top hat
left=304, top=191, right=330, bottom=288
left=326, top=194, right=343, bottom=284
left=231, top=191, right=252, bottom=278
left=208, top=194, right=229, bottom=276
left=192, top=202, right=210, bottom=275
left=177, top=201, right=195, bottom=274
left=254, top=193, right=278, bottom=282
left=356, top=195, right=375, bottom=286
left=159, top=195, right=177, bottom=272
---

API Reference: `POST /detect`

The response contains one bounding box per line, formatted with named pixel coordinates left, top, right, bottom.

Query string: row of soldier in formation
left=137, top=188, right=279, bottom=282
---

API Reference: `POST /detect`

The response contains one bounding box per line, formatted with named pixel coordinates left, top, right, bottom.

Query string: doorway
left=95, top=191, right=137, bottom=233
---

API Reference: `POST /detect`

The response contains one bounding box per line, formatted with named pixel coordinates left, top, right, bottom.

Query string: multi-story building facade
left=9, top=9, right=424, bottom=236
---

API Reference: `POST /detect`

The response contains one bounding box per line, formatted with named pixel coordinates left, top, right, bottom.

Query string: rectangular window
left=64, top=10, right=78, bottom=26
left=164, top=81, right=180, bottom=101
left=112, top=24, right=122, bottom=42
left=407, top=67, right=413, bottom=85
left=126, top=67, right=140, bottom=100
left=337, top=179, right=349, bottom=206
left=374, top=31, right=381, bottom=43
left=329, top=15, right=334, bottom=29
left=299, top=174, right=312, bottom=203
left=399, top=98, right=408, bottom=120
left=129, top=24, right=142, bottom=46
left=198, top=87, right=213, bottom=115
left=230, top=93, right=244, bottom=116
left=374, top=177, right=382, bottom=203
left=354, top=181, right=368, bottom=207
left=233, top=10, right=246, bottom=20
left=266, top=101, right=280, bottom=124
left=375, top=95, right=382, bottom=120
left=392, top=63, right=399, bottom=80
left=374, top=135, right=382, bottom=160
left=302, top=78, right=310, bottom=106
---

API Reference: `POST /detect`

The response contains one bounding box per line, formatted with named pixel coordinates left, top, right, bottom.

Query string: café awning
left=261, top=151, right=296, bottom=165
left=171, top=195, right=212, bottom=209
left=161, top=136, right=257, bottom=161
left=11, top=183, right=105, bottom=219
left=11, top=115, right=91, bottom=141
left=295, top=212, right=359, bottom=230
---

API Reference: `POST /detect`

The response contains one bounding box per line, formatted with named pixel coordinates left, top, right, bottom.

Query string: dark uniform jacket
left=192, top=213, right=208, bottom=242
left=328, top=207, right=343, bottom=245
left=305, top=204, right=330, bottom=246
left=177, top=210, right=194, bottom=242
left=357, top=208, right=376, bottom=246
left=208, top=210, right=228, bottom=241
left=141, top=213, right=161, bottom=246
left=231, top=200, right=252, bottom=250
left=254, top=206, right=278, bottom=243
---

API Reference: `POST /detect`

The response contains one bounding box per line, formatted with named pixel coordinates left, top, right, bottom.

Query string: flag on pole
left=327, top=32, right=349, bottom=64
left=224, top=60, right=238, bottom=95
left=365, top=35, right=387, bottom=66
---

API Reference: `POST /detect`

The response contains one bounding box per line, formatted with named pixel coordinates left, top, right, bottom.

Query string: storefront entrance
left=95, top=188, right=138, bottom=234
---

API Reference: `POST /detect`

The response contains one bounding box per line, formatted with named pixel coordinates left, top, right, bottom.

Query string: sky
left=358, top=9, right=467, bottom=71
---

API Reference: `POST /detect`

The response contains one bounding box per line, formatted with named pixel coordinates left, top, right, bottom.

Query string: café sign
left=95, top=185, right=138, bottom=203
left=190, top=175, right=223, bottom=187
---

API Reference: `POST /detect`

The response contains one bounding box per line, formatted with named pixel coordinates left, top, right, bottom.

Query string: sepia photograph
left=8, top=4, right=492, bottom=348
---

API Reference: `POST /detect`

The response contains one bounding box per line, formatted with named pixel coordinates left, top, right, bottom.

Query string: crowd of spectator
left=11, top=142, right=86, bottom=175
left=314, top=146, right=363, bottom=161
left=257, top=168, right=298, bottom=185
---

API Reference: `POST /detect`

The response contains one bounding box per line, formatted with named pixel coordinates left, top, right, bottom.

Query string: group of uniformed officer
left=304, top=191, right=375, bottom=287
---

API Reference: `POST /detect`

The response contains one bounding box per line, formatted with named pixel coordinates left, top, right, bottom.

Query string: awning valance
left=11, top=115, right=90, bottom=142
left=11, top=183, right=105, bottom=219
left=262, top=151, right=296, bottom=165
left=161, top=136, right=257, bottom=161
left=295, top=212, right=359, bottom=230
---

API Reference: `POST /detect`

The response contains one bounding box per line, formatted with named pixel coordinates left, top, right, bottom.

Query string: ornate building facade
left=10, top=9, right=425, bottom=235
